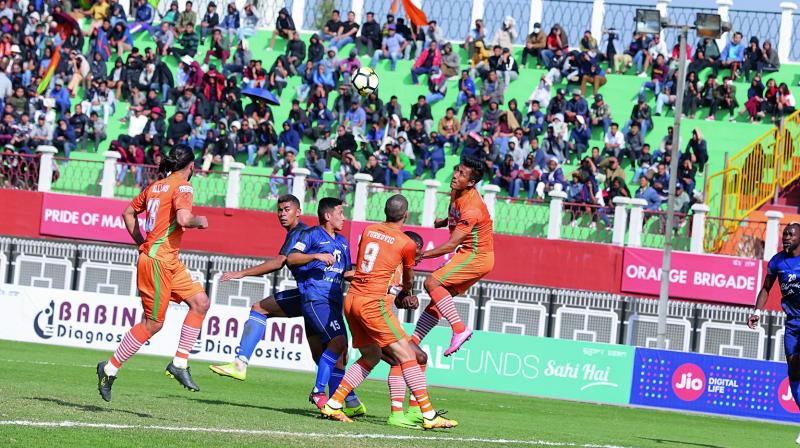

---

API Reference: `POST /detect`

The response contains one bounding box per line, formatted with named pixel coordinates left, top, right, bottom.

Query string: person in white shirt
left=604, top=121, right=625, bottom=159
left=641, top=34, right=668, bottom=78
left=528, top=75, right=551, bottom=110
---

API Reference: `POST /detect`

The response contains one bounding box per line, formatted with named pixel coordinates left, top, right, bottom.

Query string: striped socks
left=328, top=359, right=373, bottom=409
left=400, top=360, right=435, bottom=419
left=407, top=364, right=426, bottom=408
left=388, top=365, right=405, bottom=413
left=412, top=303, right=441, bottom=343
left=107, top=322, right=153, bottom=376
left=429, top=286, right=466, bottom=334
left=173, top=310, right=205, bottom=369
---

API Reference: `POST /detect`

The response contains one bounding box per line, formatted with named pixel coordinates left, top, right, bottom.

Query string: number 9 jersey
left=349, top=223, right=418, bottom=298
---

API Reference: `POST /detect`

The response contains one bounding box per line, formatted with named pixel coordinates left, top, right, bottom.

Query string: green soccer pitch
left=0, top=340, right=796, bottom=447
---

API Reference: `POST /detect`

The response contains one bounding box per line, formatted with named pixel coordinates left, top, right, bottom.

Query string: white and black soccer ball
left=351, top=67, right=379, bottom=96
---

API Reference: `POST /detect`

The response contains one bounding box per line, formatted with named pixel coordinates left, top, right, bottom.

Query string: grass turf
left=0, top=340, right=796, bottom=447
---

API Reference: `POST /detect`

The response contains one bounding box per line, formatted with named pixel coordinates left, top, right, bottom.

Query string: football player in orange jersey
left=414, top=158, right=495, bottom=356
left=320, top=194, right=457, bottom=429
left=97, top=146, right=210, bottom=402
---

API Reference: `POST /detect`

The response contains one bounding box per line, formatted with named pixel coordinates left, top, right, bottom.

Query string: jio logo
left=672, top=363, right=706, bottom=401
left=778, top=377, right=800, bottom=413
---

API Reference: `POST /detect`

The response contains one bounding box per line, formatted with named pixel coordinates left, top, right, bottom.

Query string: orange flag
left=392, top=0, right=428, bottom=27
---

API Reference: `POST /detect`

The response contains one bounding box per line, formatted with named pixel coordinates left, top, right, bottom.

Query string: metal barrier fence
left=542, top=0, right=593, bottom=48
left=641, top=209, right=691, bottom=251
left=729, top=10, right=781, bottom=52
left=794, top=14, right=800, bottom=61
left=192, top=170, right=229, bottom=208
left=704, top=215, right=766, bottom=259
left=51, top=157, right=103, bottom=197
left=0, top=234, right=784, bottom=362
left=303, top=179, right=354, bottom=217
left=778, top=111, right=800, bottom=189
left=0, top=153, right=40, bottom=191
left=492, top=197, right=548, bottom=237
left=364, top=185, right=426, bottom=225
left=602, top=2, right=639, bottom=50
left=239, top=173, right=292, bottom=212
left=561, top=202, right=614, bottom=244
left=113, top=163, right=158, bottom=199
left=304, top=0, right=351, bottom=32
left=423, top=0, right=474, bottom=43
left=482, top=0, right=530, bottom=45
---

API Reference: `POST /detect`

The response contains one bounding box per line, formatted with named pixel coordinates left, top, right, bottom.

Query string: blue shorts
left=274, top=288, right=302, bottom=318
left=302, top=298, right=345, bottom=344
left=786, top=317, right=800, bottom=357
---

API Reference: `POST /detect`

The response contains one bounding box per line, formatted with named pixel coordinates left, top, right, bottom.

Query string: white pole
left=590, top=0, right=605, bottom=40
left=547, top=190, right=567, bottom=239
left=225, top=162, right=244, bottom=209
left=36, top=145, right=57, bottom=193
left=778, top=2, right=798, bottom=63
left=529, top=0, right=543, bottom=34
left=101, top=151, right=121, bottom=199
left=627, top=198, right=647, bottom=247
left=612, top=197, right=630, bottom=246
left=291, top=167, right=310, bottom=205
left=352, top=173, right=373, bottom=222
left=764, top=210, right=785, bottom=260
left=482, top=184, right=501, bottom=221
left=421, top=180, right=441, bottom=227
left=689, top=203, right=709, bottom=253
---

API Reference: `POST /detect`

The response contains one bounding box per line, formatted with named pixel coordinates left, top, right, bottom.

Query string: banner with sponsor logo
left=630, top=348, right=798, bottom=422
left=0, top=284, right=316, bottom=372
left=353, top=324, right=635, bottom=404
left=621, top=247, right=762, bottom=305
left=40, top=193, right=144, bottom=244
left=348, top=221, right=453, bottom=272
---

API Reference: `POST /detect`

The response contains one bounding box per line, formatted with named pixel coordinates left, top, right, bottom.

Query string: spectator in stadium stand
left=266, top=7, right=296, bottom=51
left=579, top=31, right=598, bottom=53
left=204, top=29, right=228, bottom=66
left=199, top=2, right=219, bottom=43
left=521, top=22, right=546, bottom=67
left=589, top=94, right=611, bottom=135
left=254, top=121, right=279, bottom=166
left=154, top=21, right=174, bottom=57
left=269, top=147, right=297, bottom=197
left=337, top=49, right=361, bottom=85
left=52, top=118, right=77, bottom=158
left=115, top=142, right=145, bottom=186
left=635, top=175, right=662, bottom=212
left=708, top=76, right=738, bottom=122
left=641, top=33, right=667, bottom=78
left=715, top=31, right=745, bottom=80
left=393, top=17, right=415, bottom=60
left=415, top=132, right=445, bottom=179
left=597, top=156, right=625, bottom=189
left=285, top=32, right=306, bottom=75
left=540, top=24, right=568, bottom=70
left=568, top=116, right=590, bottom=163
left=541, top=124, right=566, bottom=163
left=654, top=71, right=678, bottom=116
left=168, top=26, right=199, bottom=59
left=536, top=156, right=565, bottom=198
left=329, top=10, right=359, bottom=51
left=462, top=19, right=485, bottom=57
left=425, top=20, right=445, bottom=46
left=497, top=47, right=519, bottom=86
left=480, top=70, right=505, bottom=106
left=362, top=91, right=384, bottom=128
left=385, top=143, right=412, bottom=187
left=638, top=53, right=667, bottom=101
left=758, top=40, right=780, bottom=76
left=320, top=10, right=341, bottom=43
left=370, top=24, right=406, bottom=71
left=437, top=107, right=461, bottom=153
left=624, top=122, right=643, bottom=167
left=776, top=82, right=796, bottom=120
left=454, top=70, right=475, bottom=109
left=360, top=153, right=385, bottom=184
left=679, top=158, right=697, bottom=197
left=306, top=33, right=324, bottom=65
left=336, top=150, right=360, bottom=197
left=493, top=153, right=520, bottom=197
left=305, top=147, right=326, bottom=199
left=220, top=2, right=240, bottom=46
left=490, top=16, right=517, bottom=51
left=685, top=128, right=708, bottom=173
left=440, top=42, right=460, bottom=79
left=411, top=40, right=441, bottom=85
left=356, top=11, right=381, bottom=56
left=468, top=39, right=490, bottom=78
left=238, top=3, right=259, bottom=44
left=613, top=32, right=643, bottom=74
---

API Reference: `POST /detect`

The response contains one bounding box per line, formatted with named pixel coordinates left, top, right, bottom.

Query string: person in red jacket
left=411, top=41, right=441, bottom=85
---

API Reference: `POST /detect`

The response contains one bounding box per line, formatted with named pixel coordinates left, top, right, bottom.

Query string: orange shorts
left=137, top=253, right=205, bottom=322
left=345, top=293, right=407, bottom=349
left=432, top=251, right=494, bottom=295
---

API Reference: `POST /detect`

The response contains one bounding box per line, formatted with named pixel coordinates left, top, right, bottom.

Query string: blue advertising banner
left=631, top=348, right=799, bottom=423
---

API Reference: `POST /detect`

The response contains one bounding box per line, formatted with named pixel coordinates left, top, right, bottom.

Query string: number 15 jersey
left=349, top=223, right=417, bottom=298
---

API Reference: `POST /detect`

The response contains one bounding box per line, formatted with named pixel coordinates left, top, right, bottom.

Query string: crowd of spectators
left=0, top=0, right=792, bottom=230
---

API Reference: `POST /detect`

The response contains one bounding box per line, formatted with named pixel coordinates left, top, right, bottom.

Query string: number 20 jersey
left=349, top=223, right=417, bottom=298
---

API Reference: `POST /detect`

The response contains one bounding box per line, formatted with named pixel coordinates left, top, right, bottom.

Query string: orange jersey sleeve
left=349, top=223, right=416, bottom=298
left=137, top=176, right=193, bottom=265
left=449, top=188, right=494, bottom=254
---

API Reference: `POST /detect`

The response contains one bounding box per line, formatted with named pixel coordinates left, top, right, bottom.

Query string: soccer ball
left=351, top=67, right=379, bottom=96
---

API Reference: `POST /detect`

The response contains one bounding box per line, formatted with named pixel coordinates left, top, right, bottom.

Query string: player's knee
left=423, top=275, right=439, bottom=292
left=327, top=335, right=348, bottom=354
left=415, top=347, right=428, bottom=366
left=193, top=293, right=211, bottom=314
left=144, top=319, right=164, bottom=334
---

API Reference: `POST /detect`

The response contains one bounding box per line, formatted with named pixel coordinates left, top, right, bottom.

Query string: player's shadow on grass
left=167, top=395, right=387, bottom=426
left=638, top=437, right=726, bottom=448
left=28, top=397, right=154, bottom=419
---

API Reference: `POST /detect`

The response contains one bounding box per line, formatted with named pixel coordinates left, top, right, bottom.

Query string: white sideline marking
left=0, top=420, right=628, bottom=448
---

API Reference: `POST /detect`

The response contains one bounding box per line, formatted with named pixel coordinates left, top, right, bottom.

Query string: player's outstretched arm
left=122, top=205, right=146, bottom=247
left=287, top=250, right=334, bottom=267
left=176, top=208, right=209, bottom=229
left=748, top=273, right=776, bottom=329
left=422, top=229, right=468, bottom=259
left=434, top=218, right=449, bottom=229
left=220, top=256, right=287, bottom=283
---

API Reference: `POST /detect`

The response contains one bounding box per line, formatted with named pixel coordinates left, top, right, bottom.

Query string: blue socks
left=329, top=367, right=359, bottom=402
left=236, top=310, right=267, bottom=364
left=791, top=380, right=800, bottom=408
left=314, top=349, right=338, bottom=393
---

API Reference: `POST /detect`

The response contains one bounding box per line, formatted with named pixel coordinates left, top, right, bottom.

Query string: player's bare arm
left=748, top=273, right=776, bottom=329
left=422, top=229, right=468, bottom=259
left=395, top=265, right=419, bottom=309
left=122, top=205, right=146, bottom=246
left=220, top=256, right=287, bottom=283
left=287, top=251, right=335, bottom=267
left=176, top=208, right=209, bottom=229
left=343, top=270, right=355, bottom=281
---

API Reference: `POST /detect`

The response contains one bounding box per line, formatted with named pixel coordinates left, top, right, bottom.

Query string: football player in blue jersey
left=749, top=222, right=800, bottom=443
left=286, top=197, right=364, bottom=416
left=208, top=195, right=338, bottom=386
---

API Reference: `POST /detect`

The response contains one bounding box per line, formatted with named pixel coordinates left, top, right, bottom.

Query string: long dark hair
left=157, top=145, right=195, bottom=179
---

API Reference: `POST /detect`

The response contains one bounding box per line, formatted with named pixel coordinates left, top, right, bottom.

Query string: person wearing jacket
left=129, top=0, right=155, bottom=36
left=220, top=3, right=240, bottom=46
left=285, top=31, right=306, bottom=75
left=307, top=33, right=325, bottom=64
left=521, top=22, right=546, bottom=67
left=224, top=39, right=251, bottom=78
left=356, top=11, right=382, bottom=55
left=715, top=31, right=745, bottom=80
left=411, top=40, right=441, bottom=85
left=238, top=2, right=259, bottom=43
left=758, top=40, right=780, bottom=76
left=441, top=42, right=460, bottom=78
left=267, top=7, right=296, bottom=50
left=454, top=70, right=475, bottom=110
left=200, top=1, right=220, bottom=43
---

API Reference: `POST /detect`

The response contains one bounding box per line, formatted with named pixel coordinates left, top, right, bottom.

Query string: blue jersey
left=768, top=251, right=800, bottom=316
left=291, top=226, right=351, bottom=304
left=279, top=221, right=309, bottom=279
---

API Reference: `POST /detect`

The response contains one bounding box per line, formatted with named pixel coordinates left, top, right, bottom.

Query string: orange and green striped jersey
left=130, top=175, right=194, bottom=266
left=448, top=187, right=494, bottom=254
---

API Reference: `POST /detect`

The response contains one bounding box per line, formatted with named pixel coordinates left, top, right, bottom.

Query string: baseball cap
left=594, top=94, right=603, bottom=101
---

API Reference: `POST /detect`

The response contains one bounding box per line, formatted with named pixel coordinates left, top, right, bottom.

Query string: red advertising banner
left=40, top=193, right=142, bottom=244
left=348, top=220, right=453, bottom=272
left=621, top=247, right=762, bottom=305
